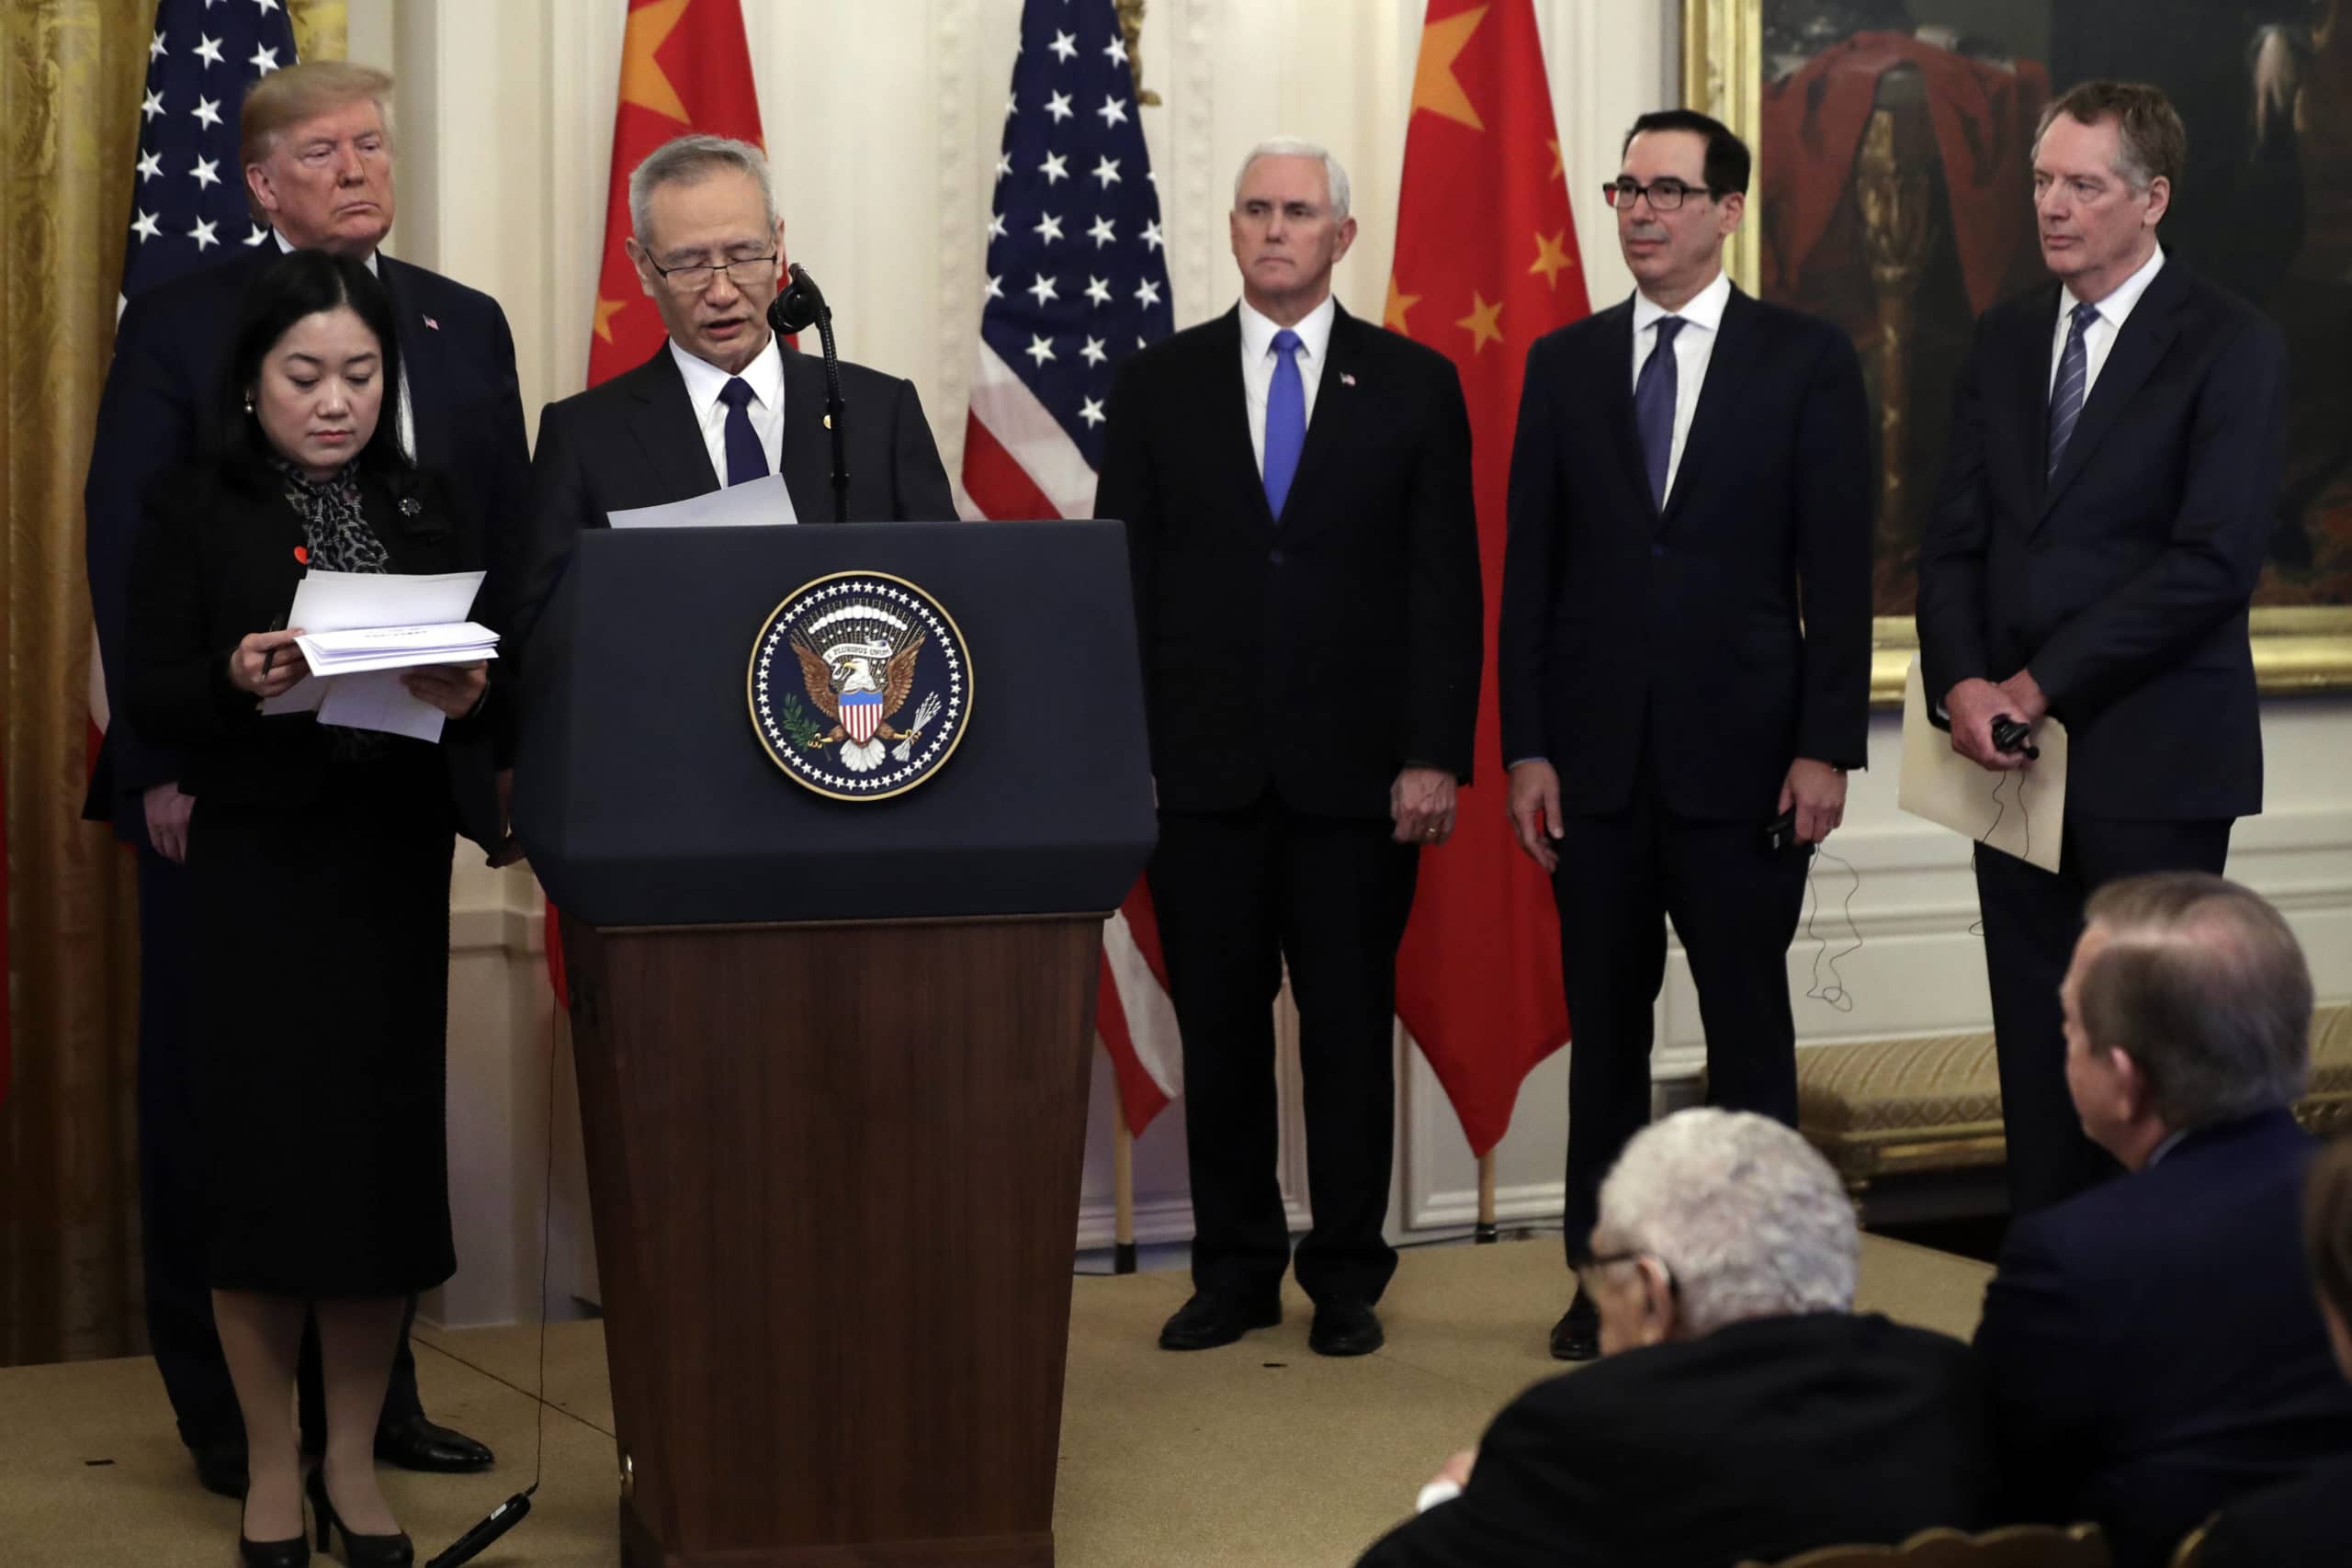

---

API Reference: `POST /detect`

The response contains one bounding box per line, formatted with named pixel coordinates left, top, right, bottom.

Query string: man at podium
left=515, top=134, right=954, bottom=650
left=1096, top=139, right=1481, bottom=1359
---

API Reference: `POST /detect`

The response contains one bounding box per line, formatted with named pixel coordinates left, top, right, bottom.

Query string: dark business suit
left=1498, top=287, right=1871, bottom=1256
left=2198, top=1451, right=2352, bottom=1567
left=1973, top=1111, right=2352, bottom=1568
left=1357, top=1313, right=1996, bottom=1568
left=1917, top=255, right=2285, bottom=1213
left=81, top=243, right=528, bottom=1453
left=1094, top=302, right=1480, bottom=1307
left=512, top=338, right=954, bottom=658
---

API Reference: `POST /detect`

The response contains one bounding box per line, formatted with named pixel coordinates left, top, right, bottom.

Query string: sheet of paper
left=1896, top=657, right=2068, bottom=874
left=606, top=473, right=794, bottom=529
left=315, top=670, right=447, bottom=742
left=296, top=622, right=498, bottom=676
left=260, top=570, right=488, bottom=729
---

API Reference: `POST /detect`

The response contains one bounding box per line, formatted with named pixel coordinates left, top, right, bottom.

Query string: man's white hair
left=1596, top=1108, right=1858, bottom=1336
left=628, top=133, right=777, bottom=251
left=1233, top=137, right=1351, bottom=220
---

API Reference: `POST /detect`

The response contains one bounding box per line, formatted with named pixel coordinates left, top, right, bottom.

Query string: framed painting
left=1684, top=0, right=2352, bottom=701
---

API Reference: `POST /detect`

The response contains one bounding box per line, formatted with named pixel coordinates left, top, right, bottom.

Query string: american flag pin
left=1340, top=372, right=1357, bottom=387
left=422, top=314, right=440, bottom=331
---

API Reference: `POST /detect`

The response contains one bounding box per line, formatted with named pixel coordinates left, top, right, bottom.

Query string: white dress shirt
left=1238, top=293, right=1337, bottom=478
left=274, top=231, right=414, bottom=458
left=2050, top=244, right=2165, bottom=402
left=1628, top=269, right=1733, bottom=508
left=669, top=333, right=797, bottom=522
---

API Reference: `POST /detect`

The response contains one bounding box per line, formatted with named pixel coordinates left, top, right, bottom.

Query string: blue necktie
left=1262, top=328, right=1305, bottom=521
left=718, top=376, right=767, bottom=486
left=2047, top=300, right=2100, bottom=479
left=1634, top=316, right=1685, bottom=509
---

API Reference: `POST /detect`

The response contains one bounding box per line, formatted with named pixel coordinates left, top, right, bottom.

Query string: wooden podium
left=514, top=523, right=1156, bottom=1566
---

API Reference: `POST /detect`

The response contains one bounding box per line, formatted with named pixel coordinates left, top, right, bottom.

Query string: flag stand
left=1475, top=1151, right=1498, bottom=1244
left=1111, top=1049, right=1138, bottom=1274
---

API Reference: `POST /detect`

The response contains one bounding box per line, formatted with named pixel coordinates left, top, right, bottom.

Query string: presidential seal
left=747, top=572, right=971, bottom=800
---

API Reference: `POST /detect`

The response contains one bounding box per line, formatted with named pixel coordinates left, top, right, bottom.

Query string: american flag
left=119, top=0, right=298, bottom=311
left=961, top=0, right=1173, bottom=522
left=961, top=0, right=1183, bottom=1136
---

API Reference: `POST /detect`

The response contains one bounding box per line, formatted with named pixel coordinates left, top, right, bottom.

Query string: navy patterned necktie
left=1634, top=316, right=1685, bottom=509
left=2047, top=300, right=2100, bottom=479
left=718, top=376, right=768, bottom=486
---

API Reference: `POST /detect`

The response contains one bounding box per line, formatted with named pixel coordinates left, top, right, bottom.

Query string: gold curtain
left=0, top=0, right=344, bottom=1369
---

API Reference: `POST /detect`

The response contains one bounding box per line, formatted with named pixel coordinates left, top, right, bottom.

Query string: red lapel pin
left=293, top=545, right=310, bottom=565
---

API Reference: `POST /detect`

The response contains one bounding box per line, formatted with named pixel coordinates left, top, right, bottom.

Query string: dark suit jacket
left=1973, top=1111, right=2352, bottom=1568
left=2198, top=1450, right=2352, bottom=1567
left=1356, top=1313, right=1996, bottom=1568
left=1917, top=257, right=2285, bottom=820
left=1498, top=288, right=1871, bottom=820
left=123, top=462, right=501, bottom=854
left=512, top=339, right=955, bottom=656
left=85, top=245, right=531, bottom=839
left=1093, top=303, right=1481, bottom=818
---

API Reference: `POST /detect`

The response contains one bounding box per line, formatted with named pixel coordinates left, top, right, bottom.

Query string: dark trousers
left=1149, top=794, right=1419, bottom=1308
left=1973, top=814, right=2233, bottom=1216
left=135, top=844, right=426, bottom=1450
left=1553, top=788, right=1811, bottom=1260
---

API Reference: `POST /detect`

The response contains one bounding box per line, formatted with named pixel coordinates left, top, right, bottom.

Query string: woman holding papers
left=125, top=250, right=499, bottom=1568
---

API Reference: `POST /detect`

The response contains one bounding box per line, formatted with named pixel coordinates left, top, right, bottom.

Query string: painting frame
left=1682, top=0, right=2352, bottom=704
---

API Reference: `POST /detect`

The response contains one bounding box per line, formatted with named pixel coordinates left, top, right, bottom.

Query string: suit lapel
left=1276, top=303, right=1363, bottom=530
left=1593, top=299, right=1649, bottom=514
left=378, top=257, right=447, bottom=473
left=777, top=346, right=834, bottom=522
left=1206, top=310, right=1275, bottom=529
left=2039, top=261, right=2187, bottom=523
left=627, top=344, right=724, bottom=504
left=1660, top=288, right=1761, bottom=528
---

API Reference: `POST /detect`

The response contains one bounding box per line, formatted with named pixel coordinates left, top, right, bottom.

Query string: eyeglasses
left=644, top=251, right=780, bottom=293
left=1601, top=177, right=1710, bottom=212
left=1576, top=1249, right=1679, bottom=1297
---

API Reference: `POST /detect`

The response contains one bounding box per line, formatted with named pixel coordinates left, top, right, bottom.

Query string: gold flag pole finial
left=1115, top=0, right=1162, bottom=106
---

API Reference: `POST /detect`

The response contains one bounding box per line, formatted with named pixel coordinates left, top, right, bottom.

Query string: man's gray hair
left=1233, top=137, right=1351, bottom=220
left=1596, top=1109, right=1859, bottom=1336
left=628, top=133, right=776, bottom=251
left=2079, top=872, right=2312, bottom=1128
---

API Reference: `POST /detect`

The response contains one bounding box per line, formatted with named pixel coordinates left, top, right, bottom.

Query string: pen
left=261, top=612, right=288, bottom=684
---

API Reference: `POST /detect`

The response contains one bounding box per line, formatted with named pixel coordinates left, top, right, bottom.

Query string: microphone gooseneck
left=768, top=265, right=851, bottom=523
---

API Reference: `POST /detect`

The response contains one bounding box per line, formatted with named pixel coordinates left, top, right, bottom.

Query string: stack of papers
left=262, top=570, right=496, bottom=741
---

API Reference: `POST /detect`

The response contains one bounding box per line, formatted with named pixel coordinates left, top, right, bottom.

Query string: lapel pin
left=422, top=314, right=440, bottom=332
left=1340, top=372, right=1357, bottom=387
left=400, top=495, right=423, bottom=516
left=292, top=545, right=309, bottom=566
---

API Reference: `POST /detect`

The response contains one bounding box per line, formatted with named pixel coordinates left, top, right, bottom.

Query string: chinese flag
left=550, top=0, right=769, bottom=1006
left=1389, top=0, right=1589, bottom=1156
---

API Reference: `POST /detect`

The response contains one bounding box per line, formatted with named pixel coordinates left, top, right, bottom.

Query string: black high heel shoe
left=308, top=1468, right=414, bottom=1567
left=239, top=1492, right=311, bottom=1568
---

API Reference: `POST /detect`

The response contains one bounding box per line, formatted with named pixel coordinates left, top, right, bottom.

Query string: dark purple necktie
left=1634, top=316, right=1685, bottom=510
left=718, top=377, right=767, bottom=486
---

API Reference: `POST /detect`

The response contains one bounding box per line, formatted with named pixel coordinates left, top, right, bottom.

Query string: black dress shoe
left=310, top=1472, right=413, bottom=1568
left=240, top=1493, right=311, bottom=1568
left=373, top=1413, right=493, bottom=1472
left=194, top=1440, right=251, bottom=1500
left=1157, top=1291, right=1282, bottom=1350
left=1550, top=1286, right=1600, bottom=1362
left=1307, top=1301, right=1385, bottom=1357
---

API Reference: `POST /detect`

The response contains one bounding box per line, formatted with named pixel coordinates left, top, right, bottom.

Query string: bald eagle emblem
left=748, top=573, right=971, bottom=800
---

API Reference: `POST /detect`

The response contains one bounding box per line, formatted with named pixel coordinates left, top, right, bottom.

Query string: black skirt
left=188, top=740, right=458, bottom=1298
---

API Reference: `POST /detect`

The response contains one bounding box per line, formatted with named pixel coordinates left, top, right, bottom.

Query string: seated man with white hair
left=1356, top=1109, right=1996, bottom=1568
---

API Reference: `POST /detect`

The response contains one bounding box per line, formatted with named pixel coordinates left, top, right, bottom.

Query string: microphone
left=769, top=265, right=850, bottom=523
left=424, top=1490, right=533, bottom=1568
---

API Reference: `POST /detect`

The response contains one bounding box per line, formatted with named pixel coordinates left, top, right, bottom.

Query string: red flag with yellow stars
left=551, top=0, right=767, bottom=1009
left=586, top=0, right=768, bottom=387
left=1390, top=0, right=1589, bottom=1157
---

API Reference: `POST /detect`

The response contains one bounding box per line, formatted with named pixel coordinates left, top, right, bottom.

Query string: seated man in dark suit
left=2194, top=1134, right=2352, bottom=1566
left=1357, top=1110, right=1996, bottom=1568
left=514, top=132, right=954, bottom=655
left=1974, top=873, right=2352, bottom=1567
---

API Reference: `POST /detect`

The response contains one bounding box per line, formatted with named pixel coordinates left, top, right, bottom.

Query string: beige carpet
left=0, top=1233, right=1989, bottom=1567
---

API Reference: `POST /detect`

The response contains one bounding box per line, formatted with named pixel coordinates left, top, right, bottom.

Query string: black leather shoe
left=310, top=1471, right=413, bottom=1568
left=240, top=1491, right=311, bottom=1568
left=373, top=1414, right=493, bottom=1472
left=1550, top=1287, right=1600, bottom=1362
left=1307, top=1301, right=1385, bottom=1358
left=1157, top=1291, right=1281, bottom=1350
left=194, top=1440, right=251, bottom=1500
